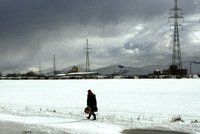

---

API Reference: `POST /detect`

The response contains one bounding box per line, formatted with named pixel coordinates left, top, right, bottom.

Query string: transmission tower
left=169, top=0, right=184, bottom=69
left=85, top=39, right=91, bottom=72
left=53, top=54, right=56, bottom=75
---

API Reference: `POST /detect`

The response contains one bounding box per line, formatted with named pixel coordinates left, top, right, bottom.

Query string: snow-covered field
left=0, top=80, right=200, bottom=134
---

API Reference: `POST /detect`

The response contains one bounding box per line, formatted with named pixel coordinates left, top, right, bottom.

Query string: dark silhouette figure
left=87, top=89, right=97, bottom=120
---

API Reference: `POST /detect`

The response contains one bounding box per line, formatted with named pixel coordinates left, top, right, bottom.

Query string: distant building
left=153, top=69, right=161, bottom=75
left=69, top=66, right=80, bottom=73
left=163, top=65, right=187, bottom=76
left=67, top=72, right=99, bottom=79
left=148, top=69, right=162, bottom=79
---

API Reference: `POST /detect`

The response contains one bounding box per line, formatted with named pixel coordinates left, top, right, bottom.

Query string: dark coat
left=87, top=94, right=97, bottom=111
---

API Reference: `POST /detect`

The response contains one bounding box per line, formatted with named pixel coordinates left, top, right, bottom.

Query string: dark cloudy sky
left=0, top=0, right=200, bottom=73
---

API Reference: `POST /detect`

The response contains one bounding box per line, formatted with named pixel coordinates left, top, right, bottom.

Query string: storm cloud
left=0, top=0, right=200, bottom=72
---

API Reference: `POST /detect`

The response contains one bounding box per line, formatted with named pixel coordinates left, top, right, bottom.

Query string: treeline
left=5, top=71, right=39, bottom=77
left=0, top=71, right=49, bottom=79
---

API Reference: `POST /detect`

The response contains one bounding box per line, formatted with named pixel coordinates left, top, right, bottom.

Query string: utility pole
left=39, top=60, right=42, bottom=75
left=169, top=0, right=184, bottom=69
left=189, top=61, right=192, bottom=75
left=85, top=39, right=91, bottom=72
left=53, top=54, right=56, bottom=75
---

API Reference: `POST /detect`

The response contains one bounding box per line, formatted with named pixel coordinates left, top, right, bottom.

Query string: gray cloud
left=0, top=0, right=199, bottom=72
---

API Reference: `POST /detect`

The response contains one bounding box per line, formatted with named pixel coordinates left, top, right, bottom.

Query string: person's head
left=88, top=89, right=93, bottom=95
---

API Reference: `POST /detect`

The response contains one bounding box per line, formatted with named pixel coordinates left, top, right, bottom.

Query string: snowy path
left=0, top=110, right=199, bottom=134
left=0, top=113, right=124, bottom=134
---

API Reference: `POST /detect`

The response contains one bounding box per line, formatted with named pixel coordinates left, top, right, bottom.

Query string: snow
left=0, top=80, right=200, bottom=134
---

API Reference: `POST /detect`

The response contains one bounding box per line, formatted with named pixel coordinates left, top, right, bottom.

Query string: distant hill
left=93, top=64, right=167, bottom=75
left=93, top=62, right=200, bottom=75
left=40, top=62, right=200, bottom=76
left=6, top=60, right=199, bottom=75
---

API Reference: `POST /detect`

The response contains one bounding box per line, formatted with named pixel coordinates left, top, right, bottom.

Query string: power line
left=183, top=29, right=200, bottom=31
left=184, top=21, right=200, bottom=23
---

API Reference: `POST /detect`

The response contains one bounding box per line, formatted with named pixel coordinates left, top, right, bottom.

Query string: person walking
left=87, top=89, right=97, bottom=120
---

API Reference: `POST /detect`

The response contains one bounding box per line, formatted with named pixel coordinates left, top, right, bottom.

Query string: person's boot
left=92, top=113, right=96, bottom=120
left=87, top=114, right=91, bottom=119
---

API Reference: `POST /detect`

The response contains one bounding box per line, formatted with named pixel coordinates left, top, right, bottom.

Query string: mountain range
left=93, top=62, right=200, bottom=75
left=21, top=62, right=200, bottom=76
